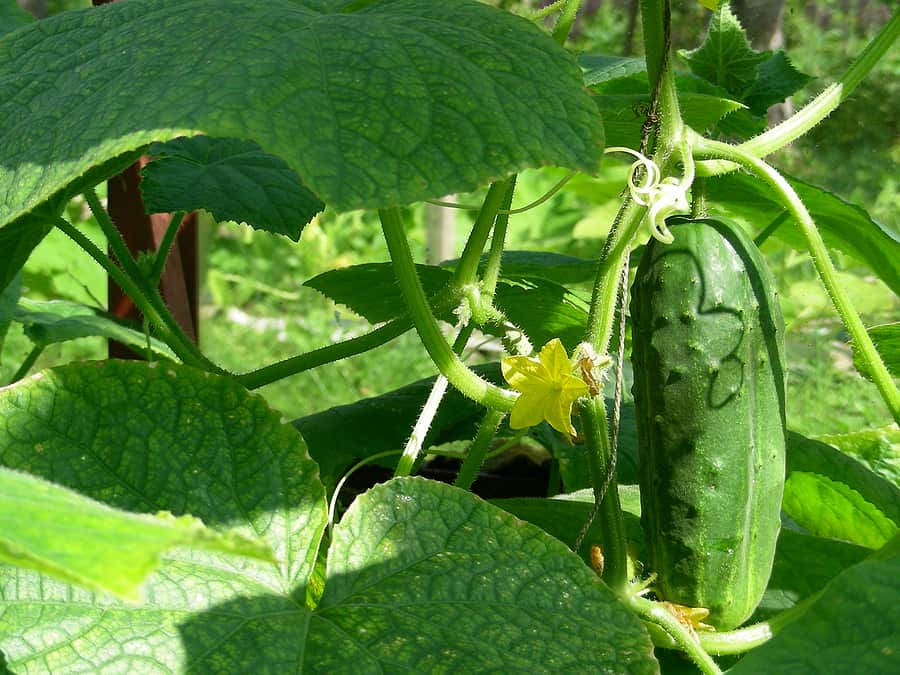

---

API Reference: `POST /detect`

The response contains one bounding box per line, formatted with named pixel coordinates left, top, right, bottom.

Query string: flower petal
left=509, top=391, right=553, bottom=429
left=501, top=354, right=550, bottom=393
left=538, top=338, right=571, bottom=378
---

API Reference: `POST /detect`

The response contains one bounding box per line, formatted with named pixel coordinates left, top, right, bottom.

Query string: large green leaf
left=0, top=216, right=52, bottom=294
left=731, top=537, right=900, bottom=674
left=141, top=136, right=324, bottom=240
left=481, top=250, right=597, bottom=285
left=756, top=529, right=869, bottom=618
left=308, top=477, right=657, bottom=673
left=0, top=466, right=272, bottom=600
left=782, top=471, right=897, bottom=548
left=0, top=0, right=602, bottom=229
left=0, top=360, right=329, bottom=672
left=705, top=172, right=900, bottom=296
left=14, top=298, right=177, bottom=360
left=786, top=431, right=900, bottom=526
left=816, top=424, right=900, bottom=488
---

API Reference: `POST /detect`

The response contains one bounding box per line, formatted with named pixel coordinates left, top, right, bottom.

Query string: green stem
left=53, top=217, right=212, bottom=369
left=753, top=211, right=790, bottom=248
left=395, top=325, right=474, bottom=478
left=149, top=211, right=185, bottom=285
left=81, top=191, right=216, bottom=371
left=452, top=180, right=513, bottom=287
left=481, top=177, right=516, bottom=300
left=696, top=9, right=899, bottom=175
left=627, top=595, right=722, bottom=675
left=454, top=408, right=505, bottom=490
left=236, top=317, right=411, bottom=390
left=692, top=132, right=900, bottom=423
left=8, top=344, right=44, bottom=384
left=379, top=208, right=516, bottom=412
left=578, top=396, right=627, bottom=592
left=551, top=0, right=586, bottom=45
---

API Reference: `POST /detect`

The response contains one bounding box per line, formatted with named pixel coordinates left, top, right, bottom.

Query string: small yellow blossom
left=501, top=338, right=589, bottom=441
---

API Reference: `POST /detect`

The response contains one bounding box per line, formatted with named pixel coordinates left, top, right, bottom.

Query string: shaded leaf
left=310, top=477, right=658, bottom=673
left=815, top=425, right=900, bottom=490
left=579, top=54, right=646, bottom=86
left=0, top=215, right=52, bottom=293
left=0, top=360, right=329, bottom=672
left=853, top=322, right=900, bottom=379
left=743, top=51, right=813, bottom=115
left=706, top=172, right=900, bottom=296
left=465, top=250, right=597, bottom=286
left=0, top=0, right=602, bottom=228
left=141, top=136, right=324, bottom=240
left=14, top=298, right=176, bottom=360
left=0, top=466, right=273, bottom=600
left=786, top=430, right=900, bottom=525
left=782, top=471, right=897, bottom=548
left=0, top=273, right=20, bottom=358
left=731, top=538, right=900, bottom=674
left=756, top=529, right=869, bottom=618
left=679, top=5, right=767, bottom=97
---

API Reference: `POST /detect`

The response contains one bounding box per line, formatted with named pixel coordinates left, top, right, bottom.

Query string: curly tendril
left=604, top=144, right=694, bottom=244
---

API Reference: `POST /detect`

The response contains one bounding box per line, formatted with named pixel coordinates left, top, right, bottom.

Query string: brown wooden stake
left=94, top=0, right=199, bottom=359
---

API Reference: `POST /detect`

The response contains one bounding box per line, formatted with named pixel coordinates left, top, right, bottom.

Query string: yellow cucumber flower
left=501, top=338, right=589, bottom=442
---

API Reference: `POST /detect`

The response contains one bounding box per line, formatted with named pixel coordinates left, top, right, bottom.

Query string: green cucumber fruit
left=630, top=215, right=786, bottom=630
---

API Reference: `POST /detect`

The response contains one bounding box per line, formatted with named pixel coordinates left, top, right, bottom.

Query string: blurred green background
left=3, top=0, right=896, bottom=437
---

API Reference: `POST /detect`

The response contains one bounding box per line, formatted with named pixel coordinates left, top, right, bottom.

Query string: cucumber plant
left=0, top=1, right=898, bottom=673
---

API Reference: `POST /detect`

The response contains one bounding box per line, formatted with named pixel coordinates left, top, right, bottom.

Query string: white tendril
left=604, top=145, right=694, bottom=244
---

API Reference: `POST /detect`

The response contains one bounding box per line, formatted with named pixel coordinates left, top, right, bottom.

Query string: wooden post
left=93, top=0, right=199, bottom=358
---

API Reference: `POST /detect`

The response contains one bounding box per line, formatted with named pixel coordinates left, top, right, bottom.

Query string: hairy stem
left=692, top=132, right=900, bottom=423
left=454, top=408, right=505, bottom=490
left=453, top=179, right=513, bottom=287
left=7, top=344, right=44, bottom=384
left=149, top=211, right=185, bottom=285
left=551, top=0, right=586, bottom=45
left=379, top=208, right=516, bottom=411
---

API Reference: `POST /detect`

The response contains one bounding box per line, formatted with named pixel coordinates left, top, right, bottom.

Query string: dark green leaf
left=814, top=425, right=899, bottom=493
left=0, top=360, right=328, bottom=672
left=492, top=485, right=644, bottom=566
left=706, top=172, right=900, bottom=296
left=294, top=364, right=502, bottom=489
left=0, top=0, right=602, bottom=228
left=731, top=539, right=900, bottom=674
left=141, top=136, right=324, bottom=240
left=786, top=430, right=900, bottom=526
left=0, top=273, right=20, bottom=358
left=462, top=250, right=598, bottom=286
left=854, top=322, right=900, bottom=379
left=309, top=477, right=657, bottom=673
left=0, top=466, right=273, bottom=600
left=743, top=51, right=813, bottom=115
left=306, top=262, right=590, bottom=350
left=679, top=5, right=767, bottom=98
left=14, top=298, right=176, bottom=359
left=756, top=529, right=869, bottom=618
left=782, top=471, right=897, bottom=548
left=0, top=0, right=33, bottom=38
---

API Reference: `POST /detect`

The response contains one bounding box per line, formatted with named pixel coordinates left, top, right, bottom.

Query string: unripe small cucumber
left=630, top=216, right=786, bottom=631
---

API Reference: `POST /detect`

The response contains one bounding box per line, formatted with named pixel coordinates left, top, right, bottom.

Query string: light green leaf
left=731, top=538, right=900, bottom=674
left=579, top=54, right=646, bottom=86
left=0, top=466, right=273, bottom=601
left=782, top=471, right=897, bottom=549
left=0, top=0, right=602, bottom=228
left=815, top=425, right=900, bottom=488
left=310, top=477, right=657, bottom=673
left=14, top=298, right=176, bottom=359
left=787, top=430, right=900, bottom=526
left=0, top=360, right=329, bottom=672
left=0, top=215, right=52, bottom=293
left=466, top=250, right=597, bottom=286
left=679, top=5, right=767, bottom=97
left=0, top=0, right=33, bottom=38
left=706, top=172, right=900, bottom=296
left=141, top=136, right=324, bottom=240
left=854, top=323, right=900, bottom=380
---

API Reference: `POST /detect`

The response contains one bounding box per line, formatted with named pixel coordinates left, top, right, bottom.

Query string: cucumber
left=630, top=216, right=786, bottom=630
